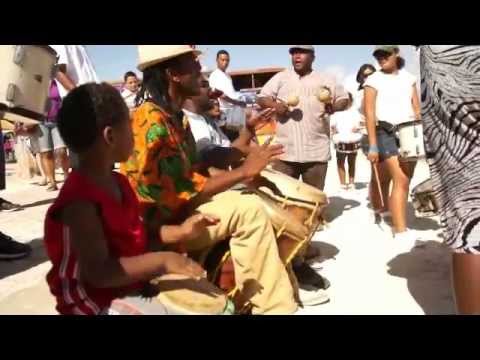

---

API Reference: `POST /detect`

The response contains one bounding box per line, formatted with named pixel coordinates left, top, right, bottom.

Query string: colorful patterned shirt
left=120, top=101, right=207, bottom=229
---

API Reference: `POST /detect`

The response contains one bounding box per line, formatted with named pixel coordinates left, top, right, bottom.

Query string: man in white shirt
left=121, top=71, right=140, bottom=111
left=183, top=77, right=269, bottom=170
left=208, top=50, right=247, bottom=131
left=49, top=45, right=99, bottom=168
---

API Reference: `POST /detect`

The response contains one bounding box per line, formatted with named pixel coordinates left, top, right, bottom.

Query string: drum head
left=2, top=111, right=40, bottom=126
left=152, top=274, right=232, bottom=315
left=397, top=120, right=422, bottom=130
left=259, top=168, right=327, bottom=207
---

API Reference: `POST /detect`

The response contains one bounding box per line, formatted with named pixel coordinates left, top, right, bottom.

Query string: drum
left=0, top=45, right=58, bottom=122
left=332, top=132, right=363, bottom=155
left=411, top=178, right=439, bottom=217
left=149, top=274, right=235, bottom=315
left=257, top=192, right=311, bottom=263
left=397, top=120, right=425, bottom=162
left=201, top=194, right=311, bottom=313
left=335, top=142, right=361, bottom=154
left=256, top=168, right=328, bottom=230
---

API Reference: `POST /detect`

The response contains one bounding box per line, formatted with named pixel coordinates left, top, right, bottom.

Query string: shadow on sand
left=387, top=240, right=455, bottom=315
left=323, top=196, right=361, bottom=223
left=0, top=238, right=47, bottom=280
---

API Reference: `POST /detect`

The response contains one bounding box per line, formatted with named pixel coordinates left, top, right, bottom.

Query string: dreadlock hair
left=135, top=58, right=177, bottom=111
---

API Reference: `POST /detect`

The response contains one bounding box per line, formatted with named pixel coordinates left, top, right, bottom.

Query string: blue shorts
left=362, top=128, right=399, bottom=162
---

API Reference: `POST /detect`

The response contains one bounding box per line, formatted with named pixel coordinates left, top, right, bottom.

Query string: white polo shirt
left=50, top=45, right=99, bottom=98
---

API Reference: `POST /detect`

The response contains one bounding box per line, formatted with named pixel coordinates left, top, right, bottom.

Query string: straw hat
left=137, top=45, right=202, bottom=72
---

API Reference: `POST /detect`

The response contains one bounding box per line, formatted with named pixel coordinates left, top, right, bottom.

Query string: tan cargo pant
left=185, top=190, right=298, bottom=315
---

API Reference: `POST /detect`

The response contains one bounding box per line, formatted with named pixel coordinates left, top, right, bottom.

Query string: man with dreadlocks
left=121, top=46, right=298, bottom=315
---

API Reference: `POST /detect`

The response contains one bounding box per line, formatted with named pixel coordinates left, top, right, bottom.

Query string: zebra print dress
left=420, top=45, right=480, bottom=254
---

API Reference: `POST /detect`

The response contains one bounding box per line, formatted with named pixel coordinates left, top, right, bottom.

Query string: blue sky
left=87, top=45, right=420, bottom=92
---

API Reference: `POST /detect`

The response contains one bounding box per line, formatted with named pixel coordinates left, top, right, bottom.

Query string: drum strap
left=377, top=121, right=398, bottom=135
left=211, top=251, right=233, bottom=284
left=276, top=223, right=287, bottom=238
left=305, top=202, right=320, bottom=228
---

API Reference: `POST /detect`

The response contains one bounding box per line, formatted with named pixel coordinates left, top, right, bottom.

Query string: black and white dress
left=420, top=45, right=480, bottom=254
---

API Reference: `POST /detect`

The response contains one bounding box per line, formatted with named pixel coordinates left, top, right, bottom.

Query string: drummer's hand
left=161, top=252, right=206, bottom=280
left=180, top=213, right=220, bottom=242
left=368, top=151, right=380, bottom=164
left=242, top=143, right=284, bottom=179
left=243, top=175, right=263, bottom=188
left=246, top=108, right=275, bottom=129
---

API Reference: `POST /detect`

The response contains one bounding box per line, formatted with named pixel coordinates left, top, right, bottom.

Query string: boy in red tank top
left=44, top=83, right=218, bottom=315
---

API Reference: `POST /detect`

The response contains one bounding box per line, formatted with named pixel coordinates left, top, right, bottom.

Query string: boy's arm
left=62, top=201, right=203, bottom=288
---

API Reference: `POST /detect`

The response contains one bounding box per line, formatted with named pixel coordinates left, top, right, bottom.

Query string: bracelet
left=369, top=145, right=379, bottom=153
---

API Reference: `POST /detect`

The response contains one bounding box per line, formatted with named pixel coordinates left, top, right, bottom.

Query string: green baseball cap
left=373, top=45, right=400, bottom=56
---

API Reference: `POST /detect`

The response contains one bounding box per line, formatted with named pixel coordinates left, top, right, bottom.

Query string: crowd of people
left=1, top=44, right=479, bottom=314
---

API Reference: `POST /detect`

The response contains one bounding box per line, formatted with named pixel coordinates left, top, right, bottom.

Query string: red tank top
left=44, top=171, right=147, bottom=315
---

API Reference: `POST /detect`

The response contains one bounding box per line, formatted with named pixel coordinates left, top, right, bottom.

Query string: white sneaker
left=394, top=230, right=422, bottom=251
left=298, top=286, right=330, bottom=306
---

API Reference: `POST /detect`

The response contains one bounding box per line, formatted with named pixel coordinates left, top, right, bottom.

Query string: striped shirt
left=260, top=69, right=348, bottom=163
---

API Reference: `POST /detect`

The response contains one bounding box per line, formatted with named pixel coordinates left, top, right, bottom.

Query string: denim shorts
left=362, top=128, right=399, bottom=162
left=30, top=122, right=66, bottom=153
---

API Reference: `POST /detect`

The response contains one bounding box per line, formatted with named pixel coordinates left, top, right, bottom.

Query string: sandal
left=46, top=183, right=59, bottom=192
left=37, top=179, right=48, bottom=186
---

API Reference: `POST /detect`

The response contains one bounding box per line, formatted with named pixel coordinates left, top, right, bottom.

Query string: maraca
left=276, top=94, right=299, bottom=113
left=316, top=86, right=332, bottom=104
left=286, top=94, right=300, bottom=107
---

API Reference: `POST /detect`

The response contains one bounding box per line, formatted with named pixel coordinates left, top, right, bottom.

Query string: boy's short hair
left=124, top=71, right=137, bottom=83
left=57, top=83, right=129, bottom=153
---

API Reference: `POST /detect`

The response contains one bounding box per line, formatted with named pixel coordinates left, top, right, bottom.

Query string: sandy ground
left=0, top=151, right=455, bottom=315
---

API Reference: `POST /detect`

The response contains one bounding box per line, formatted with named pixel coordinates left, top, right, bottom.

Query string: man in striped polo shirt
left=258, top=45, right=349, bottom=295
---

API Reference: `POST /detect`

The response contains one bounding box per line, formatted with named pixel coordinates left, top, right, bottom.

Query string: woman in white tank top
left=364, top=46, right=421, bottom=248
